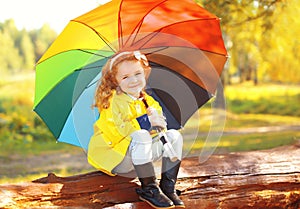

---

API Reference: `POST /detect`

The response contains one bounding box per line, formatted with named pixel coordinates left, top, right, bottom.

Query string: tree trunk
left=1, top=142, right=299, bottom=209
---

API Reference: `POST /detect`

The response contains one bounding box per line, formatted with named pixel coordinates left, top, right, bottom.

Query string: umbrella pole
left=141, top=93, right=178, bottom=162
left=158, top=130, right=178, bottom=162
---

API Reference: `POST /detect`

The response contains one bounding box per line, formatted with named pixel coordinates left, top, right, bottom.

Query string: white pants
left=112, top=129, right=183, bottom=174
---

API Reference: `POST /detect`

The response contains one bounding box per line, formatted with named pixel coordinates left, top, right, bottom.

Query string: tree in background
left=260, top=0, right=300, bottom=83
left=0, top=20, right=56, bottom=75
left=199, top=0, right=299, bottom=84
left=18, top=30, right=35, bottom=71
left=29, top=24, right=57, bottom=63
left=0, top=21, right=22, bottom=74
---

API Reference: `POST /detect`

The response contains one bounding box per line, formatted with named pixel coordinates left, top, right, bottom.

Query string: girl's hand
left=146, top=107, right=156, bottom=115
left=147, top=108, right=167, bottom=129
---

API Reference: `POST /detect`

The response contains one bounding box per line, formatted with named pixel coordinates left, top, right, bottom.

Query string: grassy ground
left=182, top=108, right=300, bottom=157
left=0, top=74, right=300, bottom=183
left=225, top=82, right=300, bottom=116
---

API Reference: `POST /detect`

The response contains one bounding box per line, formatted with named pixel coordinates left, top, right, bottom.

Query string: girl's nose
left=130, top=76, right=138, bottom=82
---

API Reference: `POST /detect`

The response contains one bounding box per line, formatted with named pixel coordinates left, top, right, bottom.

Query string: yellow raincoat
left=87, top=90, right=162, bottom=176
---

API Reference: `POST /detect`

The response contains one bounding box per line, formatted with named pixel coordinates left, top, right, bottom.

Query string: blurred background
left=0, top=0, right=299, bottom=183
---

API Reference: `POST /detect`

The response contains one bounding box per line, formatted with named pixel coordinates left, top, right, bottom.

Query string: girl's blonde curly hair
left=94, top=51, right=151, bottom=111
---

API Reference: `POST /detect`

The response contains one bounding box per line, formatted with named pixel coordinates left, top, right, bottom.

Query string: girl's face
left=116, top=60, right=146, bottom=98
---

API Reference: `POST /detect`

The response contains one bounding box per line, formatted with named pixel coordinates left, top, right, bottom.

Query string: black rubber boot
left=134, top=162, right=174, bottom=209
left=160, top=157, right=185, bottom=208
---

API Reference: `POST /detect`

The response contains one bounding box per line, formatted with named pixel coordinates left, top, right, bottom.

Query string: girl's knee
left=131, top=129, right=152, bottom=143
left=166, top=129, right=183, bottom=143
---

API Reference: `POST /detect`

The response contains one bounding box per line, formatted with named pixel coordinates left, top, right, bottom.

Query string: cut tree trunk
left=1, top=142, right=300, bottom=209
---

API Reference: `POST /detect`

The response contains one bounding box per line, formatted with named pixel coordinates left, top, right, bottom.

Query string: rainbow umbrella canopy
left=34, top=0, right=228, bottom=150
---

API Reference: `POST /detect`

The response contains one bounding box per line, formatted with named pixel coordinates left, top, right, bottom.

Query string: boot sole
left=139, top=196, right=175, bottom=209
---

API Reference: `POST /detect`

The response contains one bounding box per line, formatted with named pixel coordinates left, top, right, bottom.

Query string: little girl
left=88, top=51, right=185, bottom=208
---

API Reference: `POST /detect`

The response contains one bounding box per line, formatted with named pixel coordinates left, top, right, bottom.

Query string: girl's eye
left=135, top=72, right=142, bottom=76
left=122, top=76, right=128, bottom=80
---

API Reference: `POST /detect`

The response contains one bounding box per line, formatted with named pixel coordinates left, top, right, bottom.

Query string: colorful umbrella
left=33, top=0, right=228, bottom=150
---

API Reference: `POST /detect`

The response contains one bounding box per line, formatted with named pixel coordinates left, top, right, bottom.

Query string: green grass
left=184, top=108, right=300, bottom=132
left=0, top=138, right=77, bottom=157
left=184, top=131, right=300, bottom=157
left=225, top=83, right=300, bottom=116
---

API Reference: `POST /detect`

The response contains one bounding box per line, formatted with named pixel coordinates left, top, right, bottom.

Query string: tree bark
left=1, top=142, right=299, bottom=209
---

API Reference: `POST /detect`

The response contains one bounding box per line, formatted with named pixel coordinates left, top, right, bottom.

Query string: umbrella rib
left=118, top=0, right=125, bottom=47
left=129, top=16, right=225, bottom=56
left=78, top=49, right=110, bottom=58
left=36, top=49, right=110, bottom=67
left=71, top=20, right=117, bottom=53
left=74, top=64, right=104, bottom=72
left=150, top=18, right=227, bottom=56
left=121, top=0, right=169, bottom=48
left=86, top=79, right=99, bottom=89
left=123, top=0, right=221, bottom=50
left=132, top=28, right=164, bottom=49
left=126, top=21, right=143, bottom=47
left=57, top=73, right=99, bottom=140
left=145, top=46, right=170, bottom=56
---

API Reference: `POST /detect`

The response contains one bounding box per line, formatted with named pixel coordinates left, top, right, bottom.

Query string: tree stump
left=0, top=142, right=299, bottom=209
